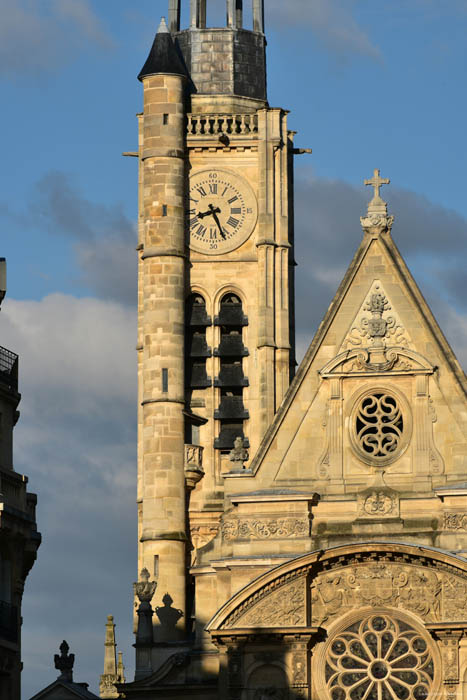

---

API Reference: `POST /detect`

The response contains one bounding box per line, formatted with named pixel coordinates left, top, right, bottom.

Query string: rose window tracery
left=325, top=614, right=434, bottom=700
left=352, top=392, right=404, bottom=465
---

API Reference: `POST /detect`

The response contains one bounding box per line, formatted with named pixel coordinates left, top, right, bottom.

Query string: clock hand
left=198, top=205, right=221, bottom=220
left=210, top=207, right=226, bottom=239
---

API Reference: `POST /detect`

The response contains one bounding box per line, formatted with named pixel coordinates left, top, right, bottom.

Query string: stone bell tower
left=135, top=0, right=302, bottom=672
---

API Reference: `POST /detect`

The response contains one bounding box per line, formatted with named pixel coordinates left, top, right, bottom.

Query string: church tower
left=122, top=3, right=467, bottom=700
left=135, top=0, right=297, bottom=665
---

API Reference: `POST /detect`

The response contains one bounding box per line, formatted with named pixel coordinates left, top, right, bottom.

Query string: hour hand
left=198, top=205, right=221, bottom=220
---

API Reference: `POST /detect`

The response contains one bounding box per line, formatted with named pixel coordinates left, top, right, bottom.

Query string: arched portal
left=207, top=543, right=467, bottom=699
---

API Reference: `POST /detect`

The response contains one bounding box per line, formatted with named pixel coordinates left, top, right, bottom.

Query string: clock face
left=187, top=168, right=258, bottom=255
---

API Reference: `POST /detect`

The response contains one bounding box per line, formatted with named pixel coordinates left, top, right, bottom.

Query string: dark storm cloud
left=0, top=0, right=114, bottom=79
left=293, top=169, right=467, bottom=365
left=31, top=171, right=137, bottom=305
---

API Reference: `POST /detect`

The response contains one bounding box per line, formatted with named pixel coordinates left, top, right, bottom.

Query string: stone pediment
left=319, top=346, right=435, bottom=377
left=207, top=542, right=467, bottom=633
left=242, top=229, right=467, bottom=482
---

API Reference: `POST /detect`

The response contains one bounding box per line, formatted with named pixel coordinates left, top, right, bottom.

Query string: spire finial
left=364, top=168, right=390, bottom=205
left=158, top=16, right=169, bottom=34
left=360, top=168, right=394, bottom=237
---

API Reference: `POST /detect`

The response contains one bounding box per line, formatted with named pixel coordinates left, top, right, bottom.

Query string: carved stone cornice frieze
left=222, top=516, right=309, bottom=541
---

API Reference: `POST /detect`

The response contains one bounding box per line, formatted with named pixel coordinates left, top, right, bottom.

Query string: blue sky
left=0, top=1, right=466, bottom=697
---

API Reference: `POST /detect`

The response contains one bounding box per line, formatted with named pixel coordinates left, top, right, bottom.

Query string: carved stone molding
left=222, top=517, right=309, bottom=541
left=444, top=513, right=467, bottom=531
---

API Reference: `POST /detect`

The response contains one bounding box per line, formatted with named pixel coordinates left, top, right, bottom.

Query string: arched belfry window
left=214, top=293, right=249, bottom=452
left=185, top=294, right=212, bottom=403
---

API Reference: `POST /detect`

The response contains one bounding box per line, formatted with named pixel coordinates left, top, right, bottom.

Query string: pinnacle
left=157, top=16, right=169, bottom=34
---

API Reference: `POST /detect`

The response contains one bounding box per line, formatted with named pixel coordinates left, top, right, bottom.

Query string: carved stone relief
left=341, top=281, right=410, bottom=352
left=223, top=517, right=309, bottom=541
left=311, top=563, right=443, bottom=626
left=229, top=578, right=306, bottom=629
left=437, top=631, right=463, bottom=685
left=359, top=490, right=398, bottom=517
left=444, top=513, right=467, bottom=531
left=357, top=473, right=400, bottom=519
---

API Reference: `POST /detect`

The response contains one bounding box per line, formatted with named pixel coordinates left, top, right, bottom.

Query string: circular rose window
left=324, top=613, right=436, bottom=700
left=349, top=389, right=411, bottom=467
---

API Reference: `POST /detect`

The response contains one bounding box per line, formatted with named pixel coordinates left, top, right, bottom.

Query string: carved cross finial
left=364, top=168, right=390, bottom=201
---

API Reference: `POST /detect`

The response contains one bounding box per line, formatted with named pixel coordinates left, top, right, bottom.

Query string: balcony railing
left=0, top=345, right=18, bottom=391
left=187, top=113, right=258, bottom=138
left=0, top=601, right=18, bottom=643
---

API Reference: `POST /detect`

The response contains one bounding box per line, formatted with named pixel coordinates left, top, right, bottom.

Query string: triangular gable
left=238, top=212, right=467, bottom=488
left=29, top=680, right=99, bottom=700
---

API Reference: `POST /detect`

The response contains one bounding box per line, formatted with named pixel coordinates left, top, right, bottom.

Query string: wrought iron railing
left=0, top=345, right=18, bottom=391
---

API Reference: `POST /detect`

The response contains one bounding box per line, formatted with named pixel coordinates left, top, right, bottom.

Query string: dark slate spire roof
left=138, top=17, right=188, bottom=81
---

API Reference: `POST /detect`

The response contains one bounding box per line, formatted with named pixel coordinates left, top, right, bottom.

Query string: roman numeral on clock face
left=194, top=224, right=206, bottom=237
left=226, top=216, right=239, bottom=228
left=196, top=186, right=207, bottom=197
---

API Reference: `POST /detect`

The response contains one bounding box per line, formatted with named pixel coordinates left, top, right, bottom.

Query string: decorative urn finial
left=360, top=168, right=394, bottom=236
left=133, top=568, right=157, bottom=647
left=54, top=640, right=74, bottom=682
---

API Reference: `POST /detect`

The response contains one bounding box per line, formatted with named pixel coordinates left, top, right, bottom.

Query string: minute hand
left=210, top=206, right=226, bottom=239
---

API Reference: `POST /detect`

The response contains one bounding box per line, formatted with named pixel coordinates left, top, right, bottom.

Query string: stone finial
left=54, top=640, right=74, bottom=682
left=229, top=436, right=249, bottom=469
left=360, top=168, right=394, bottom=236
left=134, top=569, right=157, bottom=649
left=117, top=652, right=125, bottom=684
left=134, top=568, right=157, bottom=604
left=157, top=16, right=169, bottom=34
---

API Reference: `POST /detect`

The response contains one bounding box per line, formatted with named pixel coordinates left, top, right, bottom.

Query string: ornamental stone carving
left=341, top=282, right=410, bottom=353
left=357, top=472, right=400, bottom=519
left=444, top=513, right=467, bottom=531
left=311, top=563, right=442, bottom=626
left=321, top=612, right=438, bottom=700
left=222, top=517, right=309, bottom=541
left=230, top=579, right=306, bottom=629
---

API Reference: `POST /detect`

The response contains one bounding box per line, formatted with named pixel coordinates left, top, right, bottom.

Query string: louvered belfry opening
left=185, top=294, right=212, bottom=411
left=214, top=293, right=249, bottom=452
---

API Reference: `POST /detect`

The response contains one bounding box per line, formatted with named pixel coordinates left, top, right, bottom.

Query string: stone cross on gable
left=364, top=168, right=390, bottom=200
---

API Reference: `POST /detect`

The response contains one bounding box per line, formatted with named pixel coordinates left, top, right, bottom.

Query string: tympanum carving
left=229, top=579, right=306, bottom=629
left=311, top=564, right=441, bottom=626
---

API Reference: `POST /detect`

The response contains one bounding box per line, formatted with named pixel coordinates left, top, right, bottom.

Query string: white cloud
left=0, top=0, right=113, bottom=78
left=0, top=294, right=137, bottom=696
